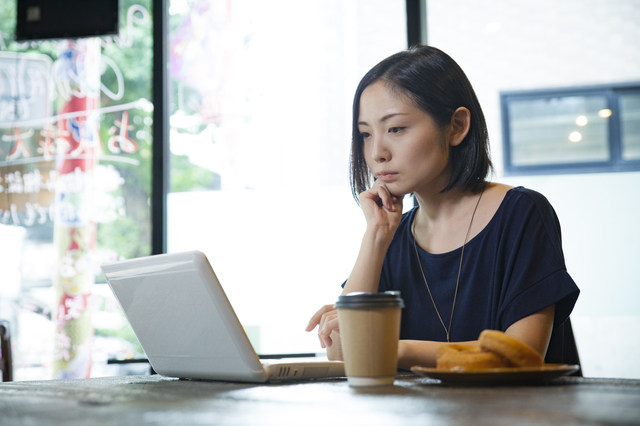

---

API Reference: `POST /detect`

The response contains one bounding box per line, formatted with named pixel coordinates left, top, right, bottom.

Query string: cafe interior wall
left=426, top=0, right=640, bottom=378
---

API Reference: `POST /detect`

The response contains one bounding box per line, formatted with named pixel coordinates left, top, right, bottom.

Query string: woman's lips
left=376, top=172, right=398, bottom=182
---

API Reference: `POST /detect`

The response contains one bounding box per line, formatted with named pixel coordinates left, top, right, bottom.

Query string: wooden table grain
left=1, top=374, right=639, bottom=425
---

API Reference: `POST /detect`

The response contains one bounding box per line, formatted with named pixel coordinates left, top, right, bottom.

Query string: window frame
left=151, top=0, right=424, bottom=255
left=152, top=0, right=169, bottom=255
left=500, top=81, right=640, bottom=176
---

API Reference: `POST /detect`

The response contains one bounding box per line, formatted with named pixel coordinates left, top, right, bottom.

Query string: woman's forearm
left=398, top=306, right=555, bottom=370
left=342, top=229, right=394, bottom=295
left=397, top=340, right=479, bottom=370
left=397, top=340, right=441, bottom=369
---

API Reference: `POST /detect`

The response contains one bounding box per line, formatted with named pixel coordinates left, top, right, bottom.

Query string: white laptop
left=100, top=250, right=345, bottom=382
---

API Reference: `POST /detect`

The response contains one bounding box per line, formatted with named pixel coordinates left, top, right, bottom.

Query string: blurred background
left=0, top=0, right=638, bottom=381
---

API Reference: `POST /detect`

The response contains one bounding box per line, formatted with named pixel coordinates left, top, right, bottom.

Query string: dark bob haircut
left=349, top=45, right=492, bottom=201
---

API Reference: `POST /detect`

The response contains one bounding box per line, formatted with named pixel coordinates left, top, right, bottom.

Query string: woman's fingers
left=306, top=305, right=341, bottom=348
left=391, top=193, right=403, bottom=212
left=318, top=314, right=340, bottom=348
left=305, top=304, right=335, bottom=332
left=358, top=182, right=404, bottom=237
left=359, top=181, right=397, bottom=212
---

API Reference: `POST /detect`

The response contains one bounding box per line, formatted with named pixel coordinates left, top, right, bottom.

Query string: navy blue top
left=347, top=187, right=579, bottom=343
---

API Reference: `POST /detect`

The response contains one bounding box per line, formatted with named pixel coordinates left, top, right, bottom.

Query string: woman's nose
left=371, top=136, right=390, bottom=163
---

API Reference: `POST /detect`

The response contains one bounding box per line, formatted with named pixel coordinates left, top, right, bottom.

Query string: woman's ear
left=448, top=107, right=471, bottom=147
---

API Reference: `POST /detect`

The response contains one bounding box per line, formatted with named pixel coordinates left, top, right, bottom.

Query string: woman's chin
left=386, top=184, right=410, bottom=198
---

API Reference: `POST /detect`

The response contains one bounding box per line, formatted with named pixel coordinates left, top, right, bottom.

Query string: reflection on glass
left=167, top=0, right=407, bottom=355
left=569, top=131, right=583, bottom=142
left=0, top=0, right=152, bottom=380
left=598, top=108, right=612, bottom=118
left=509, top=95, right=610, bottom=166
left=575, top=115, right=588, bottom=126
left=620, top=94, right=640, bottom=161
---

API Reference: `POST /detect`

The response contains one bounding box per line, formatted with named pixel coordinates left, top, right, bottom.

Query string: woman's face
left=358, top=81, right=453, bottom=197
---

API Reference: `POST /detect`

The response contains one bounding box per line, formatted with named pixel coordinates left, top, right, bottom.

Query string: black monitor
left=16, top=0, right=120, bottom=41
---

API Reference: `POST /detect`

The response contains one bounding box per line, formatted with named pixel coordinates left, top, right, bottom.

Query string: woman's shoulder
left=491, top=184, right=567, bottom=262
left=499, top=185, right=557, bottom=215
left=463, top=183, right=513, bottom=239
left=491, top=184, right=563, bottom=243
left=477, top=183, right=560, bottom=236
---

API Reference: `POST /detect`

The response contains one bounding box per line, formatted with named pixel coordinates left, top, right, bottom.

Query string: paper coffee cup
left=335, top=292, right=404, bottom=387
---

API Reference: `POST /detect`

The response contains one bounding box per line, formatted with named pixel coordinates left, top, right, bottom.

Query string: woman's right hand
left=358, top=180, right=404, bottom=241
left=305, top=183, right=404, bottom=352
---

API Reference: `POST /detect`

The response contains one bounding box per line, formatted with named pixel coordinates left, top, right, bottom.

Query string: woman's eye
left=359, top=132, right=371, bottom=139
left=389, top=127, right=404, bottom=134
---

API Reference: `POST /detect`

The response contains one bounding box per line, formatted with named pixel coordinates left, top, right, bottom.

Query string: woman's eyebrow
left=358, top=112, right=410, bottom=127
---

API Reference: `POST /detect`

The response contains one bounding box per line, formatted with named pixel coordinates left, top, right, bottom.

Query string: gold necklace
left=411, top=190, right=484, bottom=342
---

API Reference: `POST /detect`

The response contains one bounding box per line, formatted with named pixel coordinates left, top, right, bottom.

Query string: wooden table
left=1, top=374, right=639, bottom=425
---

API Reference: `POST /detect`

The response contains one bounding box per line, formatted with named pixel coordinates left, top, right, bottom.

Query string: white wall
left=427, top=0, right=640, bottom=378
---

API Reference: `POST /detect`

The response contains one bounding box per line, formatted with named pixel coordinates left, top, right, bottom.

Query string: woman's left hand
left=305, top=304, right=340, bottom=348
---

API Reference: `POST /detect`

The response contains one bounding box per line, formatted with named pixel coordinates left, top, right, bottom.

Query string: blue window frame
left=500, top=82, right=640, bottom=176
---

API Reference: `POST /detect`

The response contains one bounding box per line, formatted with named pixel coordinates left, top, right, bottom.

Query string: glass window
left=502, top=84, right=640, bottom=175
left=167, top=0, right=408, bottom=355
left=620, top=93, right=640, bottom=161
left=0, top=0, right=153, bottom=380
left=508, top=95, right=610, bottom=166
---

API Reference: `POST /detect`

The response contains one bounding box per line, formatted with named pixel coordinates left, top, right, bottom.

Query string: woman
left=306, top=46, right=579, bottom=370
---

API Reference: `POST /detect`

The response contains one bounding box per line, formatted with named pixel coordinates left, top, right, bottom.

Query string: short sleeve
left=496, top=189, right=579, bottom=331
